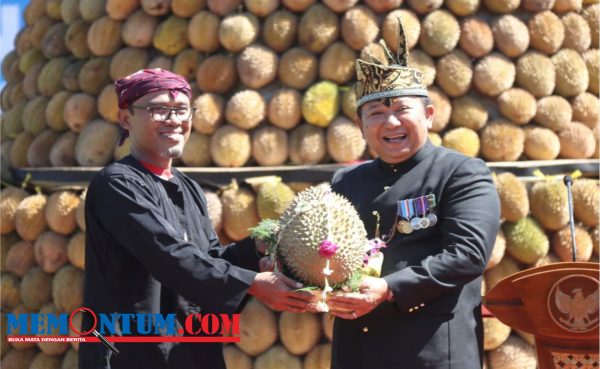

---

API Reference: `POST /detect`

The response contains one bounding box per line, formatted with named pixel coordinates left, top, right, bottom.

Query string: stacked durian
left=0, top=180, right=332, bottom=369
left=0, top=185, right=85, bottom=369
left=227, top=297, right=331, bottom=369
left=167, top=177, right=341, bottom=367
left=1, top=0, right=598, bottom=177
left=483, top=173, right=599, bottom=369
left=1, top=173, right=599, bottom=368
left=216, top=174, right=599, bottom=369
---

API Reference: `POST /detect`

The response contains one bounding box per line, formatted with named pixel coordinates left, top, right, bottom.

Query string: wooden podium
left=484, top=262, right=599, bottom=369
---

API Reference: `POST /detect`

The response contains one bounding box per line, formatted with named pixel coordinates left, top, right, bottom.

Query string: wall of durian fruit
left=1, top=174, right=598, bottom=369
left=1, top=0, right=599, bottom=171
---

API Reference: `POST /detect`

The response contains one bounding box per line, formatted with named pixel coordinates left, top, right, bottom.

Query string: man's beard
left=166, top=146, right=183, bottom=158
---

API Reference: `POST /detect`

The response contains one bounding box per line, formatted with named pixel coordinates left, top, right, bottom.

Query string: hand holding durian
left=326, top=276, right=392, bottom=319
left=246, top=270, right=314, bottom=313
left=251, top=184, right=386, bottom=313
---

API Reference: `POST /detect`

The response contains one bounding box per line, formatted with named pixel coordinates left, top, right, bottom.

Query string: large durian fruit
left=275, top=185, right=368, bottom=287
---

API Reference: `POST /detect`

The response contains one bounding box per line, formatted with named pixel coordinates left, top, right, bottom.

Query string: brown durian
left=252, top=126, right=288, bottom=166
left=191, top=93, right=224, bottom=135
left=188, top=11, right=220, bottom=53
left=268, top=88, right=302, bottom=130
left=221, top=180, right=259, bottom=241
left=278, top=47, right=318, bottom=90
left=210, top=125, right=251, bottom=168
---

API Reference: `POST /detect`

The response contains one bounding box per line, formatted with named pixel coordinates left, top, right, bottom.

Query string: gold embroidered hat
left=355, top=19, right=428, bottom=107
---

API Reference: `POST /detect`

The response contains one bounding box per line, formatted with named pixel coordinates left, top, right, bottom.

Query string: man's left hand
left=327, top=276, right=390, bottom=320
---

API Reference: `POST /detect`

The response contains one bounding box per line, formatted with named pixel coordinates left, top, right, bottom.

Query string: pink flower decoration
left=363, top=238, right=387, bottom=265
left=368, top=238, right=387, bottom=254
left=318, top=240, right=338, bottom=258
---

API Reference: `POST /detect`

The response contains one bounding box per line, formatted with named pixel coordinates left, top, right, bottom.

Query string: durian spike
left=396, top=17, right=408, bottom=67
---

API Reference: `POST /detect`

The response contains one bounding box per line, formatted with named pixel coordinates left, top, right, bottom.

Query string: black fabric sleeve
left=90, top=173, right=257, bottom=314
left=382, top=158, right=500, bottom=311
left=208, top=237, right=262, bottom=273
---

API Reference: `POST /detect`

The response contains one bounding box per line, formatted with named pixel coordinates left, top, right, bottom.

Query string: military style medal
left=426, top=194, right=438, bottom=226
left=394, top=194, right=439, bottom=235
left=398, top=220, right=413, bottom=234
left=409, top=198, right=422, bottom=230
left=409, top=216, right=422, bottom=230
left=396, top=200, right=414, bottom=234
left=415, top=196, right=431, bottom=229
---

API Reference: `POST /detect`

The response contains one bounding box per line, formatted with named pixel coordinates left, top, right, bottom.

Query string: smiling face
left=117, top=90, right=191, bottom=168
left=357, top=96, right=435, bottom=164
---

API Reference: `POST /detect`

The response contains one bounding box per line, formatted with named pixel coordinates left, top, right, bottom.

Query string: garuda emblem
left=548, top=275, right=600, bottom=333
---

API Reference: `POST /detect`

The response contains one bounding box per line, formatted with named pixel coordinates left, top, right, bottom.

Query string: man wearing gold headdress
left=326, top=22, right=501, bottom=369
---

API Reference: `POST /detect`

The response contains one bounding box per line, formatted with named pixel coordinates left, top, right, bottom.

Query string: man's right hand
left=247, top=272, right=315, bottom=313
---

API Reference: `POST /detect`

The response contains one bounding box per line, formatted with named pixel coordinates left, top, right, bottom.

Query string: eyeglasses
left=130, top=105, right=196, bottom=122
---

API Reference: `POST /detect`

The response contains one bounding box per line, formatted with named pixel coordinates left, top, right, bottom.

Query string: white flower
left=316, top=301, right=329, bottom=312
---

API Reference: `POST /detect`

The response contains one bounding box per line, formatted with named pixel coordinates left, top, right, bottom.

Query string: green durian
left=302, top=81, right=340, bottom=128
left=529, top=180, right=569, bottom=231
left=152, top=15, right=189, bottom=55
left=257, top=182, right=295, bottom=220
left=503, top=217, right=549, bottom=264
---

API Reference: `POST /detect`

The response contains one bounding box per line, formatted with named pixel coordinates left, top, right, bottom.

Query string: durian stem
left=21, top=172, right=31, bottom=190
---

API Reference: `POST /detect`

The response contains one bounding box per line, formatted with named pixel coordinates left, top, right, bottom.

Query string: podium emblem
left=547, top=275, right=599, bottom=334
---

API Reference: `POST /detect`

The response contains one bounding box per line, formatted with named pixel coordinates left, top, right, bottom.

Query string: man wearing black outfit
left=326, top=23, right=501, bottom=369
left=80, top=69, right=311, bottom=369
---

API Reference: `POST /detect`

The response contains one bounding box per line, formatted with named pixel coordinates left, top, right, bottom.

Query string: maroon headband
left=115, top=68, right=192, bottom=109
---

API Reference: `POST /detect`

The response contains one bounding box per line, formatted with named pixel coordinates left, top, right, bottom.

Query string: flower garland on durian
left=250, top=185, right=386, bottom=312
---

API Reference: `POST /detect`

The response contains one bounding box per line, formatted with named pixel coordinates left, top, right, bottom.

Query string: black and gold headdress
left=355, top=19, right=428, bottom=107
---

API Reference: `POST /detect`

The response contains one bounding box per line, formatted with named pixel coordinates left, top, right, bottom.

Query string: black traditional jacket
left=79, top=156, right=260, bottom=369
left=330, top=142, right=500, bottom=369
